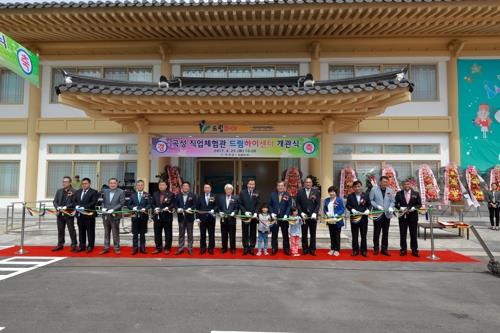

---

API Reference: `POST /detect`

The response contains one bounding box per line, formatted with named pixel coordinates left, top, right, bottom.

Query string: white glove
left=301, top=212, right=307, bottom=219
left=230, top=212, right=235, bottom=217
left=219, top=212, right=225, bottom=218
left=107, top=209, right=114, bottom=214
left=140, top=208, right=146, bottom=212
left=77, top=206, right=84, bottom=212
left=410, top=207, right=417, bottom=212
left=271, top=213, right=277, bottom=219
left=186, top=208, right=192, bottom=213
left=62, top=206, right=67, bottom=210
left=311, top=213, right=317, bottom=220
left=388, top=207, right=394, bottom=213
left=154, top=208, right=160, bottom=213
left=283, top=215, right=288, bottom=219
left=363, top=209, right=370, bottom=215
left=210, top=209, right=215, bottom=214
left=253, top=213, right=257, bottom=218
left=400, top=207, right=407, bottom=212
left=177, top=208, right=184, bottom=213
left=377, top=205, right=383, bottom=210
left=351, top=209, right=358, bottom=214
left=101, top=208, right=107, bottom=213
left=245, top=211, right=251, bottom=217
left=132, top=206, right=138, bottom=211
left=57, top=206, right=62, bottom=211
left=194, top=219, right=201, bottom=224
left=75, top=205, right=80, bottom=210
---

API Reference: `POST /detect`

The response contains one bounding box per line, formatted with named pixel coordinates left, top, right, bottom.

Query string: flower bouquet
left=444, top=164, right=465, bottom=204
left=382, top=164, right=400, bottom=192
left=466, top=166, right=485, bottom=205
left=339, top=166, right=357, bottom=199
left=490, top=165, right=500, bottom=188
left=418, top=164, right=440, bottom=204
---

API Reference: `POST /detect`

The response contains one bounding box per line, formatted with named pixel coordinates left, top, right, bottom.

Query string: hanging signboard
left=0, top=32, right=39, bottom=87
left=152, top=137, right=319, bottom=158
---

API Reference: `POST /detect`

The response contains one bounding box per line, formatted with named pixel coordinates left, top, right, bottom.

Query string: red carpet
left=0, top=246, right=478, bottom=262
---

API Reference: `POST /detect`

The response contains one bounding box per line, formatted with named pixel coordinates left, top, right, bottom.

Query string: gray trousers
left=103, top=216, right=121, bottom=250
left=178, top=220, right=194, bottom=250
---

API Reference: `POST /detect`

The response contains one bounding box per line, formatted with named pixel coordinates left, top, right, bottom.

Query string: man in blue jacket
left=128, top=180, right=151, bottom=255
left=269, top=181, right=292, bottom=255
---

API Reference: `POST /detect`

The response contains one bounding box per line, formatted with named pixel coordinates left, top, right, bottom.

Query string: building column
left=24, top=65, right=42, bottom=203
left=136, top=120, right=150, bottom=192
left=157, top=43, right=172, bottom=178
left=308, top=42, right=322, bottom=181
left=447, top=40, right=465, bottom=165
left=320, top=119, right=335, bottom=199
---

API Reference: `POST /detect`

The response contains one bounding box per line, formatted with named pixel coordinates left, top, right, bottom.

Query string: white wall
left=37, top=134, right=140, bottom=201
left=40, top=60, right=161, bottom=118
left=0, top=135, right=27, bottom=208
left=332, top=133, right=449, bottom=166
left=320, top=56, right=449, bottom=117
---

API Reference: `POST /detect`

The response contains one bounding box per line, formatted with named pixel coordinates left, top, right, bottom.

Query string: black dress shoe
left=221, top=248, right=227, bottom=254
left=242, top=249, right=248, bottom=256
left=361, top=250, right=368, bottom=257
left=140, top=249, right=147, bottom=254
left=52, top=246, right=63, bottom=252
left=152, top=249, right=161, bottom=254
left=303, top=248, right=309, bottom=255
left=86, top=247, right=93, bottom=253
left=132, top=248, right=138, bottom=255
left=208, top=248, right=214, bottom=255
left=164, top=249, right=171, bottom=255
left=200, top=248, right=206, bottom=255
left=373, top=249, right=379, bottom=255
left=411, top=250, right=420, bottom=257
left=77, top=248, right=85, bottom=253
left=284, top=250, right=291, bottom=256
left=99, top=248, right=109, bottom=255
left=188, top=248, right=193, bottom=255
left=271, top=249, right=278, bottom=256
left=231, top=249, right=237, bottom=255
left=309, top=250, right=316, bottom=256
left=70, top=246, right=78, bottom=253
left=114, top=249, right=121, bottom=255
left=351, top=250, right=359, bottom=257
left=249, top=249, right=255, bottom=256
left=175, top=249, right=184, bottom=255
left=381, top=250, right=391, bottom=256
left=400, top=249, right=407, bottom=256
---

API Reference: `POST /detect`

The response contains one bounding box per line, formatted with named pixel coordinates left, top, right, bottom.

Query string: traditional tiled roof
left=0, top=0, right=460, bottom=10
left=56, top=70, right=413, bottom=98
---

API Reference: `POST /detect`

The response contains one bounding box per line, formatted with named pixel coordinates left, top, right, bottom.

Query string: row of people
left=52, top=175, right=422, bottom=257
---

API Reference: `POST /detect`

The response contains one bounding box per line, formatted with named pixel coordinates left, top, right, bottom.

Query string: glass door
left=196, top=159, right=236, bottom=195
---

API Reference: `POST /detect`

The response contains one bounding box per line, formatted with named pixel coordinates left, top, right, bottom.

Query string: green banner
left=458, top=59, right=500, bottom=171
left=0, top=32, right=39, bottom=87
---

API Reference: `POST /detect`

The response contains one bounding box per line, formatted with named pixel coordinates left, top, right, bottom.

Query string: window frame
left=0, top=68, right=25, bottom=105
left=181, top=64, right=300, bottom=79
left=0, top=160, right=21, bottom=197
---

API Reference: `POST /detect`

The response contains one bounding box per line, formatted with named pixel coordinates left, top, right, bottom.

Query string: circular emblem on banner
left=155, top=141, right=168, bottom=153
left=303, top=141, right=316, bottom=154
left=17, top=49, right=33, bottom=75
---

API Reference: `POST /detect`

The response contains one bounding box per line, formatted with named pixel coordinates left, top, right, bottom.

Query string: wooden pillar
left=160, top=43, right=172, bottom=78
left=320, top=119, right=335, bottom=199
left=447, top=40, right=465, bottom=165
left=135, top=119, right=150, bottom=192
left=308, top=42, right=322, bottom=181
left=25, top=65, right=42, bottom=203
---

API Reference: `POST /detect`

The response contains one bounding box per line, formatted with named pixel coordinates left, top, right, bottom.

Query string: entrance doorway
left=196, top=159, right=280, bottom=202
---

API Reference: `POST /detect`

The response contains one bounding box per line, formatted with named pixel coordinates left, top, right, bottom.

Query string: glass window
left=411, top=64, right=437, bottom=101
left=334, top=144, right=354, bottom=154
left=412, top=144, right=440, bottom=154
left=126, top=144, right=137, bottom=154
left=228, top=66, right=252, bottom=79
left=77, top=68, right=101, bottom=78
left=356, top=162, right=381, bottom=183
left=390, top=161, right=412, bottom=181
left=128, top=68, right=153, bottom=82
left=0, top=161, right=20, bottom=196
left=100, top=161, right=125, bottom=186
left=252, top=66, right=275, bottom=78
left=0, top=69, right=24, bottom=104
left=74, top=145, right=99, bottom=154
left=205, top=67, right=227, bottom=78
left=382, top=65, right=405, bottom=73
left=101, top=144, right=126, bottom=154
left=73, top=161, right=98, bottom=188
left=355, top=144, right=383, bottom=154
left=124, top=161, right=137, bottom=186
left=384, top=145, right=411, bottom=154
left=0, top=145, right=21, bottom=154
left=355, top=66, right=380, bottom=77
left=276, top=66, right=299, bottom=77
left=104, top=67, right=128, bottom=81
left=329, top=66, right=354, bottom=80
left=46, top=161, right=72, bottom=197
left=48, top=145, right=73, bottom=154
left=182, top=67, right=204, bottom=78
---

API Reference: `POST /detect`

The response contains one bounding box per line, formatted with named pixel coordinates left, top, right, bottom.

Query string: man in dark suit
left=128, top=180, right=152, bottom=254
left=269, top=181, right=292, bottom=255
left=152, top=180, right=176, bottom=254
left=74, top=177, right=98, bottom=253
left=196, top=183, right=217, bottom=255
left=238, top=179, right=260, bottom=255
left=100, top=178, right=125, bottom=255
left=52, top=176, right=77, bottom=252
left=175, top=181, right=197, bottom=255
left=346, top=180, right=371, bottom=257
left=395, top=179, right=422, bottom=257
left=296, top=177, right=321, bottom=255
left=217, top=183, right=239, bottom=254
